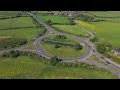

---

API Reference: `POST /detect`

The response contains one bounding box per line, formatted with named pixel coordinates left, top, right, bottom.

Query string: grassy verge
left=0, top=55, right=117, bottom=79
left=24, top=45, right=37, bottom=50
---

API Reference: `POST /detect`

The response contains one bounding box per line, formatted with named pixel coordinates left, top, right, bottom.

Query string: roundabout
left=40, top=35, right=89, bottom=59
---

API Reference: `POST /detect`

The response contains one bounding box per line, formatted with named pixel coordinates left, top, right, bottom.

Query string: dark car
left=93, top=50, right=95, bottom=52
left=89, top=46, right=91, bottom=47
left=101, top=57, right=104, bottom=59
left=106, top=61, right=110, bottom=64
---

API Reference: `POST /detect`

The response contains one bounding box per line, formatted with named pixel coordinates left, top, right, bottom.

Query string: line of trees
left=1, top=51, right=107, bottom=72
left=0, top=38, right=27, bottom=50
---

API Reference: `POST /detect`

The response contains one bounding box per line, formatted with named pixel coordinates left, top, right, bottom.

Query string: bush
left=54, top=43, right=61, bottom=48
left=46, top=19, right=52, bottom=25
left=78, top=14, right=94, bottom=22
left=74, top=43, right=83, bottom=50
left=50, top=56, right=61, bottom=66
left=56, top=35, right=67, bottom=39
left=0, top=38, right=27, bottom=50
left=69, top=20, right=75, bottom=25
left=90, top=37, right=99, bottom=43
left=96, top=40, right=112, bottom=53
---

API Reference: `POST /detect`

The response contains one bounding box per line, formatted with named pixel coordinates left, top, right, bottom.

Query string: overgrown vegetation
left=78, top=14, right=94, bottom=22
left=90, top=37, right=99, bottom=43
left=0, top=38, right=27, bottom=50
left=0, top=51, right=117, bottom=79
left=96, top=40, right=112, bottom=53
left=74, top=43, right=83, bottom=50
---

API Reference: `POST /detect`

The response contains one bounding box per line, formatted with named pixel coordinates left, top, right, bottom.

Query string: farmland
left=76, top=20, right=120, bottom=48
left=0, top=56, right=117, bottom=79
left=0, top=17, right=46, bottom=41
left=37, top=14, right=71, bottom=24
left=88, top=11, right=120, bottom=18
left=0, top=11, right=22, bottom=18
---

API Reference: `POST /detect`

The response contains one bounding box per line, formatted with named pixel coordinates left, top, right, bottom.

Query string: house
left=111, top=49, right=120, bottom=56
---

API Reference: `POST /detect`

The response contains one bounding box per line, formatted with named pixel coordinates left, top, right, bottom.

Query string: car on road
left=101, top=57, right=104, bottom=59
left=106, top=61, right=110, bottom=64
left=93, top=50, right=95, bottom=52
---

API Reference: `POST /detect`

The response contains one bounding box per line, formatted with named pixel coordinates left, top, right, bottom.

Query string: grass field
left=0, top=17, right=35, bottom=29
left=38, top=14, right=71, bottom=24
left=0, top=11, right=21, bottom=18
left=76, top=20, right=120, bottom=48
left=0, top=56, right=117, bottom=79
left=87, top=11, right=120, bottom=22
left=89, top=11, right=120, bottom=18
left=41, top=41, right=88, bottom=58
left=0, top=17, right=45, bottom=41
left=52, top=25, right=89, bottom=36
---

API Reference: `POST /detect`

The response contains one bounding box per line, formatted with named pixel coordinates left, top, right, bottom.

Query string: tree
left=74, top=43, right=83, bottom=50
left=46, top=19, right=52, bottom=24
left=69, top=20, right=75, bottom=25
left=54, top=43, right=61, bottom=48
left=90, top=37, right=99, bottom=42
left=96, top=40, right=112, bottom=53
left=50, top=56, right=61, bottom=66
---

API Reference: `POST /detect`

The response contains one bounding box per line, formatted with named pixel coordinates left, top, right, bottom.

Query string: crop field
left=76, top=20, right=120, bottom=48
left=52, top=25, right=89, bottom=36
left=0, top=56, right=117, bottom=79
left=0, top=17, right=45, bottom=41
left=41, top=41, right=88, bottom=58
left=38, top=15, right=71, bottom=24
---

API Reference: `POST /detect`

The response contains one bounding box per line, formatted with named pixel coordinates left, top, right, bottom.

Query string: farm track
left=0, top=12, right=120, bottom=78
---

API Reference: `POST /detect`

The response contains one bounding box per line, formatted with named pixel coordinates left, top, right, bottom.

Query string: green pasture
left=52, top=25, right=89, bottom=36
left=76, top=20, right=120, bottom=48
left=38, top=14, right=71, bottom=24
left=0, top=11, right=21, bottom=18
left=0, top=17, right=45, bottom=41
